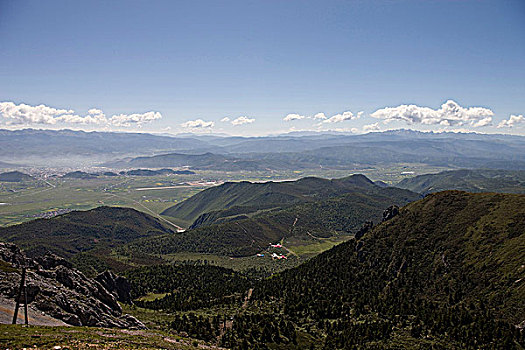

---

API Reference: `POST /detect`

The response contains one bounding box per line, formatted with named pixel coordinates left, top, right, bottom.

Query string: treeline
left=169, top=312, right=297, bottom=350
left=220, top=313, right=297, bottom=350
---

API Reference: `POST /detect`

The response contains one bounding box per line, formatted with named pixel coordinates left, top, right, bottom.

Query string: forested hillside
left=251, top=191, right=525, bottom=348
left=122, top=191, right=524, bottom=349
left=0, top=206, right=174, bottom=258
left=127, top=179, right=419, bottom=257
left=162, top=174, right=403, bottom=225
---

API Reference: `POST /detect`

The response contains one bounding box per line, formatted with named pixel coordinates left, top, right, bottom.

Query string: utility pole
left=12, top=267, right=29, bottom=325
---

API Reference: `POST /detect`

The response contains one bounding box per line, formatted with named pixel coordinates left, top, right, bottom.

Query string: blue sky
left=1, top=0, right=524, bottom=135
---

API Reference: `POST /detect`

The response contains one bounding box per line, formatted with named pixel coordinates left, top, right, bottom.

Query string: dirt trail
left=242, top=288, right=253, bottom=309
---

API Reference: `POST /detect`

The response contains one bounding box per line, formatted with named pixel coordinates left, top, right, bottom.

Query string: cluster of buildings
left=255, top=243, right=288, bottom=260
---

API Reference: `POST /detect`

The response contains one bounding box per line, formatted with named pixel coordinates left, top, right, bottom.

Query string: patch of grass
left=288, top=236, right=352, bottom=257
left=136, top=293, right=168, bottom=302
left=0, top=324, right=206, bottom=349
left=121, top=303, right=175, bottom=331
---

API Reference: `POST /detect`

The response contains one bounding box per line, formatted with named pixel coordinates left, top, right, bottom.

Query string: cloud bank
left=497, top=114, right=524, bottom=128
left=370, top=100, right=493, bottom=127
left=0, top=101, right=162, bottom=128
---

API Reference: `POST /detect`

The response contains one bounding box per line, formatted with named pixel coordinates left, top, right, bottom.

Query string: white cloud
left=56, top=108, right=108, bottom=125
left=497, top=114, right=524, bottom=128
left=231, top=116, right=255, bottom=126
left=109, top=111, right=162, bottom=127
left=0, top=101, right=162, bottom=128
left=0, top=101, right=74, bottom=125
left=284, top=113, right=306, bottom=121
left=220, top=117, right=230, bottom=122
left=283, top=112, right=327, bottom=121
left=180, top=118, right=215, bottom=129
left=321, top=111, right=362, bottom=124
left=363, top=122, right=380, bottom=132
left=471, top=117, right=493, bottom=128
left=88, top=108, right=104, bottom=115
left=371, top=100, right=494, bottom=127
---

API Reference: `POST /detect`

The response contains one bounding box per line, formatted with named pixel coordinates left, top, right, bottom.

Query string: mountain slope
left=162, top=174, right=384, bottom=225
left=253, top=191, right=525, bottom=348
left=128, top=181, right=419, bottom=257
left=0, top=206, right=174, bottom=258
left=397, top=169, right=525, bottom=194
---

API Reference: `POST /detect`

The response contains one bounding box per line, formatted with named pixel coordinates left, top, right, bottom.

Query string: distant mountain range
left=1, top=128, right=524, bottom=169
left=397, top=169, right=525, bottom=194
left=102, top=152, right=288, bottom=171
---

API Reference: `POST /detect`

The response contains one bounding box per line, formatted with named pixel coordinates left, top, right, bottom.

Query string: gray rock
left=34, top=252, right=72, bottom=270
left=95, top=270, right=133, bottom=304
left=0, top=242, right=146, bottom=329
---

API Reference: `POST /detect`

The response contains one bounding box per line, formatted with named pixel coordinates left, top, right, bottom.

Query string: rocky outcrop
left=382, top=205, right=399, bottom=222
left=0, top=242, right=145, bottom=329
left=354, top=221, right=374, bottom=240
left=95, top=270, right=133, bottom=304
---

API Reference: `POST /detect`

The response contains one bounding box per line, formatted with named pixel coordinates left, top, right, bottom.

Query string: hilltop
left=0, top=206, right=174, bottom=266
left=0, top=171, right=33, bottom=182
left=162, top=174, right=390, bottom=225
left=62, top=171, right=98, bottom=179
left=120, top=168, right=195, bottom=176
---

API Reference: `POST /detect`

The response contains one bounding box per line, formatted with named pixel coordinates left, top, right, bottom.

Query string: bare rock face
left=95, top=270, right=133, bottom=304
left=0, top=242, right=145, bottom=329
